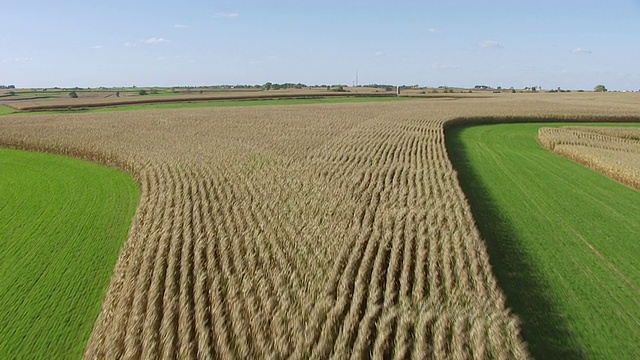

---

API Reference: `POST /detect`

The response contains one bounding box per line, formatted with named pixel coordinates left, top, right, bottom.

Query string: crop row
left=538, top=126, right=640, bottom=189
left=1, top=95, right=638, bottom=358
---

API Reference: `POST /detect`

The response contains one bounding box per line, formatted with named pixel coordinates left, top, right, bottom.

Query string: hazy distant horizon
left=3, top=84, right=626, bottom=92
left=3, top=1, right=640, bottom=91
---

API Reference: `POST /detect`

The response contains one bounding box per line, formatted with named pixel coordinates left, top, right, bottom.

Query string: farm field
left=447, top=122, right=640, bottom=359
left=0, top=95, right=414, bottom=116
left=87, top=95, right=414, bottom=112
left=0, top=93, right=639, bottom=358
left=538, top=126, right=640, bottom=189
left=0, top=105, right=17, bottom=115
left=0, top=149, right=139, bottom=359
left=0, top=87, right=415, bottom=112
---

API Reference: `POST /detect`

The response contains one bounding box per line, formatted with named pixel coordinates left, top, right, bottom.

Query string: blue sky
left=2, top=0, right=640, bottom=90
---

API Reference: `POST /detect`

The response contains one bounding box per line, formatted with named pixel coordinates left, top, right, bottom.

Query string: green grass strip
left=0, top=149, right=139, bottom=359
left=447, top=122, right=640, bottom=359
left=86, top=96, right=412, bottom=113
left=2, top=96, right=412, bottom=116
left=0, top=105, right=17, bottom=116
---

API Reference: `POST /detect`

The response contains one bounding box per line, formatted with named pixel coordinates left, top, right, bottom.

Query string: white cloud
left=2, top=57, right=33, bottom=63
left=142, top=37, right=170, bottom=44
left=174, top=24, right=190, bottom=28
left=374, top=51, right=385, bottom=56
left=214, top=11, right=239, bottom=19
left=92, top=45, right=103, bottom=49
left=478, top=40, right=503, bottom=49
left=572, top=48, right=592, bottom=54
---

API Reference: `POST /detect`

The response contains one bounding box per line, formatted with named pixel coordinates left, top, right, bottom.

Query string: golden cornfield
left=538, top=126, right=640, bottom=189
left=0, top=94, right=639, bottom=359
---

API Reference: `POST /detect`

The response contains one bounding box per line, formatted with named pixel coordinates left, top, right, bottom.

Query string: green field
left=447, top=122, right=640, bottom=359
left=0, top=105, right=17, bottom=115
left=0, top=96, right=411, bottom=116
left=99, top=95, right=410, bottom=111
left=0, top=149, right=139, bottom=359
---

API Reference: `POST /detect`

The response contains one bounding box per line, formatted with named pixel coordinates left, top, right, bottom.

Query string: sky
left=2, top=0, right=640, bottom=90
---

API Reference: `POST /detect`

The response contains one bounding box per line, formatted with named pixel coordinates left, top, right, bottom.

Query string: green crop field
left=1, top=96, right=411, bottom=116
left=74, top=95, right=412, bottom=112
left=0, top=149, right=139, bottom=359
left=447, top=122, right=640, bottom=359
left=0, top=105, right=17, bottom=116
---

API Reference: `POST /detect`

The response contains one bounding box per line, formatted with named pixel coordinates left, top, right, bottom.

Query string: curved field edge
left=0, top=105, right=17, bottom=115
left=1, top=95, right=415, bottom=114
left=445, top=119, right=640, bottom=359
left=0, top=103, right=636, bottom=359
left=538, top=127, right=640, bottom=190
left=0, top=148, right=140, bottom=359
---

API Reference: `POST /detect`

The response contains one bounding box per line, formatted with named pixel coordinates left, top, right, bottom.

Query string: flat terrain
left=0, top=87, right=417, bottom=112
left=0, top=93, right=639, bottom=358
left=0, top=105, right=17, bottom=115
left=448, top=123, right=640, bottom=359
left=0, top=149, right=139, bottom=359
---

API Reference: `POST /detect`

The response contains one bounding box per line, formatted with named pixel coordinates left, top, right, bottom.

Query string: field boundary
left=0, top=148, right=140, bottom=359
left=445, top=117, right=640, bottom=359
left=1, top=93, right=477, bottom=113
left=2, top=104, right=637, bottom=358
left=445, top=122, right=585, bottom=359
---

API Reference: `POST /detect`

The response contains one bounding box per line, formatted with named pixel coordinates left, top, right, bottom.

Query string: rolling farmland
left=0, top=93, right=639, bottom=358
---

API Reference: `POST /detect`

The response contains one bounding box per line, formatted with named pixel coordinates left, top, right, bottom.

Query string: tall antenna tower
left=355, top=71, right=359, bottom=87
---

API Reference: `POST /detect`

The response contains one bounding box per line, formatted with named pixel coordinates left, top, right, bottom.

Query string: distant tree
left=8, top=91, right=16, bottom=96
left=138, top=89, right=148, bottom=95
left=7, top=85, right=15, bottom=89
left=510, top=87, right=516, bottom=93
left=594, top=84, right=607, bottom=92
left=68, top=91, right=78, bottom=98
left=262, top=82, right=272, bottom=91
